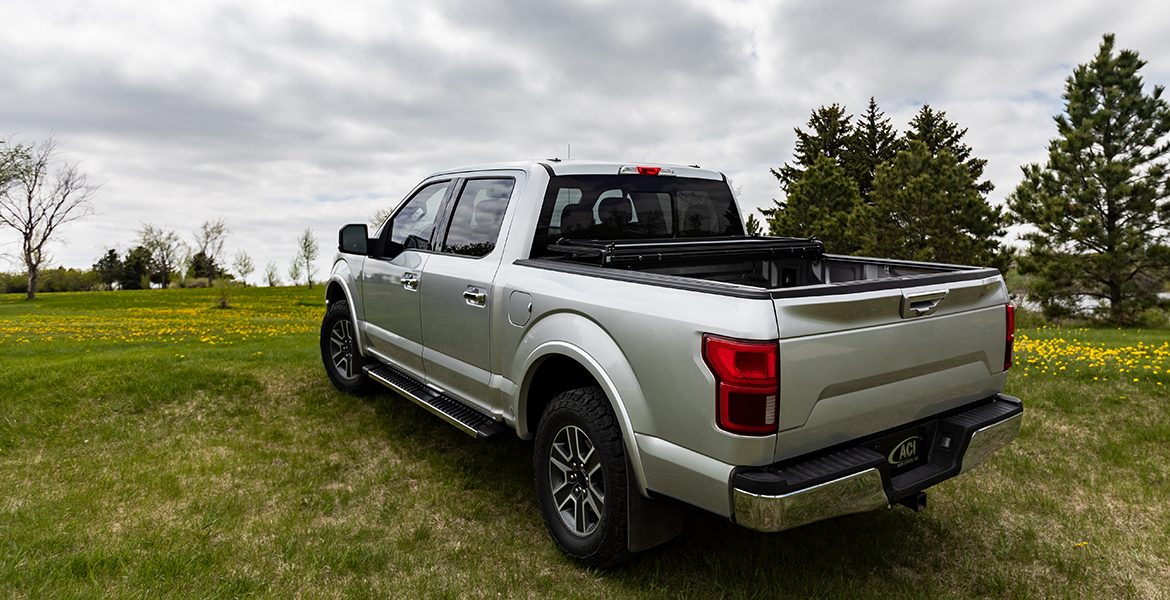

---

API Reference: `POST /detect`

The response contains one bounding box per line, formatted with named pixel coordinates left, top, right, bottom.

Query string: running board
left=365, top=364, right=510, bottom=442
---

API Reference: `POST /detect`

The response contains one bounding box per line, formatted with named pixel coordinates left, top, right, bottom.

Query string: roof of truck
left=427, top=160, right=726, bottom=181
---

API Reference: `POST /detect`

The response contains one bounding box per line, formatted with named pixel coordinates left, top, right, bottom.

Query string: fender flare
left=515, top=334, right=652, bottom=496
left=326, top=262, right=368, bottom=357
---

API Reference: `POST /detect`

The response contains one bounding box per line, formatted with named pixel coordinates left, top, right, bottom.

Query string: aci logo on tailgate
left=888, top=436, right=921, bottom=467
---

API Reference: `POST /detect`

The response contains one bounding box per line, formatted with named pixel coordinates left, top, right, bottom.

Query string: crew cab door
left=419, top=175, right=520, bottom=413
left=360, top=179, right=453, bottom=378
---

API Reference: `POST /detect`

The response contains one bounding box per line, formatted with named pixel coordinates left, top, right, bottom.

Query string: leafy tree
left=92, top=249, right=122, bottom=287
left=766, top=154, right=866, bottom=254
left=39, top=267, right=98, bottom=293
left=868, top=141, right=1006, bottom=269
left=119, top=246, right=153, bottom=290
left=370, top=208, right=392, bottom=228
left=191, top=219, right=230, bottom=281
left=232, top=250, right=255, bottom=286
left=293, top=227, right=320, bottom=289
left=136, top=223, right=182, bottom=287
left=0, top=136, right=98, bottom=300
left=287, top=259, right=303, bottom=286
left=264, top=261, right=280, bottom=287
left=1008, top=34, right=1170, bottom=324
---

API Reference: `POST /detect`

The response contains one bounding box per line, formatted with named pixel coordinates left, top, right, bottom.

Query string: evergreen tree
left=868, top=141, right=1006, bottom=269
left=1007, top=34, right=1170, bottom=325
left=763, top=105, right=867, bottom=253
left=187, top=251, right=218, bottom=280
left=119, top=246, right=153, bottom=290
left=766, top=155, right=865, bottom=254
left=905, top=105, right=993, bottom=195
left=769, top=104, right=853, bottom=193
left=844, top=97, right=900, bottom=201
left=92, top=249, right=122, bottom=287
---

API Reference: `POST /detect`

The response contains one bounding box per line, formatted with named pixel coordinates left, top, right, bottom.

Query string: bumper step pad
left=365, top=364, right=510, bottom=442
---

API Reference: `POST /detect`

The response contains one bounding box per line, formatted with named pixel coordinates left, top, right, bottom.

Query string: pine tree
left=763, top=105, right=866, bottom=253
left=769, top=104, right=853, bottom=193
left=844, top=97, right=900, bottom=201
left=1007, top=34, right=1170, bottom=324
left=766, top=154, right=865, bottom=254
left=868, top=141, right=1006, bottom=269
left=905, top=105, right=993, bottom=195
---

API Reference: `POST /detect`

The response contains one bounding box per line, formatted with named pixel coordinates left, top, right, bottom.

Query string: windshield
left=531, top=174, right=744, bottom=257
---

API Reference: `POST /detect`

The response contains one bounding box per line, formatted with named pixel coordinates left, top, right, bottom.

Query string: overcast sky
left=3, top=0, right=1169, bottom=283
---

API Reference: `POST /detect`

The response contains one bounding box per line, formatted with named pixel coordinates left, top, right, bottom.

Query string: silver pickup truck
left=320, top=160, right=1022, bottom=566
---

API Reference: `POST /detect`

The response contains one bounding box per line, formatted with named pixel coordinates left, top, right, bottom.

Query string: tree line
left=763, top=34, right=1170, bottom=325
left=85, top=222, right=322, bottom=293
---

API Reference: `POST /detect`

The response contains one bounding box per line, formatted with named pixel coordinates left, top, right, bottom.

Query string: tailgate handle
left=901, top=290, right=948, bottom=318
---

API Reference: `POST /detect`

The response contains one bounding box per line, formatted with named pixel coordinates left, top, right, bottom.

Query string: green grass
left=1, top=288, right=1167, bottom=598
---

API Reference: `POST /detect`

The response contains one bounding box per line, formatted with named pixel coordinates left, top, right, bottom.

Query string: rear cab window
left=530, top=174, right=744, bottom=258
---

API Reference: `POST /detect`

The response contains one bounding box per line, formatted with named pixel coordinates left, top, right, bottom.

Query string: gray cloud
left=2, top=0, right=1169, bottom=277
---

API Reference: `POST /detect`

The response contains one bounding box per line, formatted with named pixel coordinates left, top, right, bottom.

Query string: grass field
left=1, top=287, right=1167, bottom=599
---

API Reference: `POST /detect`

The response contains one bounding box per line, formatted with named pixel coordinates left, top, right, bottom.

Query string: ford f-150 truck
left=320, top=160, right=1023, bottom=567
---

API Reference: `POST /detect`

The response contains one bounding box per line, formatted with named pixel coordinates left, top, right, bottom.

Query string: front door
left=361, top=179, right=452, bottom=378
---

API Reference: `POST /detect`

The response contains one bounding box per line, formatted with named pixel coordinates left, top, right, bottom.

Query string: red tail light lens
left=1005, top=304, right=1015, bottom=371
left=702, top=334, right=779, bottom=436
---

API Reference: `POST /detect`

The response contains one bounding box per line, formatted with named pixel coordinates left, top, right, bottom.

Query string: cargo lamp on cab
left=702, top=334, right=779, bottom=436
left=619, top=165, right=676, bottom=176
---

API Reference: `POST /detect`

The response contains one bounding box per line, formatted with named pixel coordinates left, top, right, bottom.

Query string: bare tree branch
left=0, top=135, right=99, bottom=300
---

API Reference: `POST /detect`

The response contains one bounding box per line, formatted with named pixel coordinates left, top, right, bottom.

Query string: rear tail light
left=1005, top=304, right=1015, bottom=371
left=702, top=334, right=779, bottom=436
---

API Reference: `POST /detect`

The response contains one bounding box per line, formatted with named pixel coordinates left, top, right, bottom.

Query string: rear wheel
left=534, top=386, right=630, bottom=567
left=320, top=299, right=375, bottom=394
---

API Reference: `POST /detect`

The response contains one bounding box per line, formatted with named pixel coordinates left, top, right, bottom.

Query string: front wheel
left=320, top=299, right=375, bottom=394
left=534, top=387, right=630, bottom=567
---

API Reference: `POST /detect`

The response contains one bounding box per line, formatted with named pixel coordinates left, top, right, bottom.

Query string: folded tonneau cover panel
left=546, top=236, right=825, bottom=267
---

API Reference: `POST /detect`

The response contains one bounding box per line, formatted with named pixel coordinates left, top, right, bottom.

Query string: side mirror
left=339, top=224, right=372, bottom=255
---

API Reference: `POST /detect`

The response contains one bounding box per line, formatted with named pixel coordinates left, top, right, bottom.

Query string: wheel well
left=526, top=355, right=600, bottom=430
left=325, top=281, right=347, bottom=306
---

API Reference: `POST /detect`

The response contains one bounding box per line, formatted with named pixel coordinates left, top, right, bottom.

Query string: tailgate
left=772, top=274, right=1009, bottom=462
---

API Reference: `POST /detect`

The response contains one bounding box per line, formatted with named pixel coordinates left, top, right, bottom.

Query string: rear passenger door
left=419, top=174, right=519, bottom=412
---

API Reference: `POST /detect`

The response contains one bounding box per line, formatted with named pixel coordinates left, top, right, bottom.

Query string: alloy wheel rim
left=329, top=319, right=355, bottom=379
left=548, top=425, right=605, bottom=536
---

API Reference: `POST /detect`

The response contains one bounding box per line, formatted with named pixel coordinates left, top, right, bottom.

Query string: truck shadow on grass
left=352, top=387, right=1033, bottom=599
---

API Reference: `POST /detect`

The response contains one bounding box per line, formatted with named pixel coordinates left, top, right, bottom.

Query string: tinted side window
left=440, top=178, right=515, bottom=257
left=390, top=181, right=450, bottom=249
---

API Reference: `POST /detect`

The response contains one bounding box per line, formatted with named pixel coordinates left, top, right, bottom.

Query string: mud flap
left=627, top=457, right=685, bottom=552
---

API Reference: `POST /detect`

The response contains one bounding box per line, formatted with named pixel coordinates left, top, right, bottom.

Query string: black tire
left=534, top=386, right=630, bottom=567
left=320, top=299, right=375, bottom=394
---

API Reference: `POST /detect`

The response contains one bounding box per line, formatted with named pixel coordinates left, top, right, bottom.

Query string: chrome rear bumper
left=733, top=394, right=1022, bottom=533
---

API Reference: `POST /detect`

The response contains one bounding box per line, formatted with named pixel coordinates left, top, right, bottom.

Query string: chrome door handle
left=463, top=287, right=487, bottom=307
left=401, top=272, right=419, bottom=291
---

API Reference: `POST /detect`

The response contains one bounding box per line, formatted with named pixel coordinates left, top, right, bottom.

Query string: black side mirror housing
left=339, top=224, right=372, bottom=255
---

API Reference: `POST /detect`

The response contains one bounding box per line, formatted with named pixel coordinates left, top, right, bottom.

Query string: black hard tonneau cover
left=545, top=236, right=825, bottom=268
